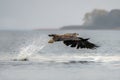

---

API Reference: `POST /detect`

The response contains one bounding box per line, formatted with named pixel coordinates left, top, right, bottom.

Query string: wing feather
left=63, top=38, right=98, bottom=49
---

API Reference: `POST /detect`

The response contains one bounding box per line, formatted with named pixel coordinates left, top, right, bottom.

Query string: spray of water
left=15, top=37, right=46, bottom=61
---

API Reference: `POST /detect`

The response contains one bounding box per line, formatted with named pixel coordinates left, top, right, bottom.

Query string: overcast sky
left=0, top=0, right=120, bottom=30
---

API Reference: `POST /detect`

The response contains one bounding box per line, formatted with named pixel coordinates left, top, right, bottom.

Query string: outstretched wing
left=63, top=37, right=98, bottom=49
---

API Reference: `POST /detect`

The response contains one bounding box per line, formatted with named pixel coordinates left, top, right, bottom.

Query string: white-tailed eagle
left=48, top=33, right=98, bottom=49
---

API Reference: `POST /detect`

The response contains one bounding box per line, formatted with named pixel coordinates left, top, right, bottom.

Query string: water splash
left=15, top=37, right=46, bottom=61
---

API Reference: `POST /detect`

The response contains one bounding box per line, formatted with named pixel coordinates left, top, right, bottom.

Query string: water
left=0, top=30, right=120, bottom=80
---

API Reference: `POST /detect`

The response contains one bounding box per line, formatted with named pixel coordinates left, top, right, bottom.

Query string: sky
left=0, top=0, right=120, bottom=30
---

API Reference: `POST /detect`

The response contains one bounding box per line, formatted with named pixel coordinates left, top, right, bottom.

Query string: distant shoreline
left=60, top=25, right=120, bottom=30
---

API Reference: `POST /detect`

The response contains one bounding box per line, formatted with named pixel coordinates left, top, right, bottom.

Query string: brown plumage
left=48, top=33, right=98, bottom=49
